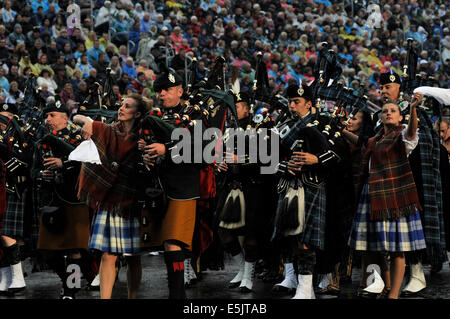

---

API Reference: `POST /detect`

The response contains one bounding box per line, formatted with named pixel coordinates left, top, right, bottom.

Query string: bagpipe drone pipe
left=77, top=81, right=118, bottom=123
left=152, top=56, right=238, bottom=134
left=0, top=113, right=30, bottom=198
left=245, top=52, right=280, bottom=133
left=102, top=68, right=122, bottom=111
left=16, top=75, right=48, bottom=147
left=310, top=42, right=373, bottom=145
left=401, top=38, right=437, bottom=96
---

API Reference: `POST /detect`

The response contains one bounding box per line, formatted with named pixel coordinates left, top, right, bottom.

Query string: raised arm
left=405, top=92, right=421, bottom=141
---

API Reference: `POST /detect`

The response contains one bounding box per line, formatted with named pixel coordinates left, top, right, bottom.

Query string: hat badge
left=168, top=73, right=175, bottom=83
left=389, top=75, right=396, bottom=82
left=2, top=104, right=8, bottom=111
left=297, top=88, right=304, bottom=96
left=55, top=100, right=61, bottom=108
left=236, top=92, right=241, bottom=101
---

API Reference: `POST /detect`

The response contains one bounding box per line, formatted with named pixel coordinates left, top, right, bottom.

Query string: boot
left=6, top=244, right=26, bottom=295
left=272, top=263, right=298, bottom=293
left=87, top=273, right=100, bottom=291
left=184, top=258, right=197, bottom=287
left=239, top=261, right=256, bottom=293
left=229, top=252, right=245, bottom=289
left=164, top=251, right=186, bottom=299
left=0, top=266, right=12, bottom=296
left=317, top=273, right=331, bottom=289
left=359, top=267, right=385, bottom=299
left=401, top=262, right=426, bottom=297
left=292, top=274, right=315, bottom=299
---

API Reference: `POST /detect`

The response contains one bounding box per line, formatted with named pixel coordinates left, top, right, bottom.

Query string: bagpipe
left=16, top=75, right=48, bottom=147
left=246, top=52, right=280, bottom=133
left=310, top=42, right=374, bottom=144
left=137, top=115, right=176, bottom=222
left=152, top=56, right=237, bottom=134
left=274, top=43, right=372, bottom=187
left=36, top=132, right=82, bottom=204
left=102, top=68, right=122, bottom=111
left=0, top=112, right=33, bottom=199
left=77, top=81, right=118, bottom=123
left=0, top=75, right=54, bottom=198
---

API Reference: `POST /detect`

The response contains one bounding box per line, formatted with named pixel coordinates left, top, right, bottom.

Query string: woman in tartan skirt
left=349, top=93, right=426, bottom=299
left=74, top=93, right=147, bottom=299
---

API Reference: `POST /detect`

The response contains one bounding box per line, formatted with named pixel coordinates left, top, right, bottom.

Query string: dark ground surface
left=1, top=251, right=450, bottom=300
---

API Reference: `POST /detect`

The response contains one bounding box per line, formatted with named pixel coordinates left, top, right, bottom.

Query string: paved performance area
left=2, top=252, right=450, bottom=300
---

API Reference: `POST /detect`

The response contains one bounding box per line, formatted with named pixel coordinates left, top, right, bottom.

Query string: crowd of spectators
left=0, top=0, right=449, bottom=111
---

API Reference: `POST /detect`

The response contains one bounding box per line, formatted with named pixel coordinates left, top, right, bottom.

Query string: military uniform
left=0, top=103, right=34, bottom=295
left=146, top=66, right=201, bottom=299
left=32, top=101, right=91, bottom=298
left=34, top=123, right=89, bottom=251
left=271, top=84, right=331, bottom=299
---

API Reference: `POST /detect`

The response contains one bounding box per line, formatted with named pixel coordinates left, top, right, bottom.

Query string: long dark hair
left=357, top=109, right=375, bottom=147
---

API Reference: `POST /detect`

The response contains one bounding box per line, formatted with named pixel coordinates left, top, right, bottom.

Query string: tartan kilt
left=2, top=191, right=27, bottom=238
left=348, top=183, right=427, bottom=252
left=89, top=209, right=141, bottom=255
left=273, top=181, right=326, bottom=250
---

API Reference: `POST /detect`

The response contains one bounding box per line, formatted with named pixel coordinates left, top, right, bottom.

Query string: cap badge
left=389, top=75, right=396, bottom=82
left=168, top=73, right=175, bottom=83
left=2, top=104, right=8, bottom=111
left=236, top=93, right=241, bottom=101
left=297, top=88, right=304, bottom=96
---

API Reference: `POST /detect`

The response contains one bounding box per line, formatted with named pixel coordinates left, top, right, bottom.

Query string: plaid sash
left=362, top=126, right=421, bottom=221
left=78, top=122, right=140, bottom=216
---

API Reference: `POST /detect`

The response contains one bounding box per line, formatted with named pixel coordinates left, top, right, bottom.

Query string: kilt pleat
left=2, top=191, right=27, bottom=238
left=272, top=180, right=326, bottom=250
left=349, top=183, right=427, bottom=252
left=89, top=210, right=141, bottom=255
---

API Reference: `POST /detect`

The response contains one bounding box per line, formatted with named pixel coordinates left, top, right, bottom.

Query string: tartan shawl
left=417, top=111, right=447, bottom=263
left=78, top=121, right=140, bottom=216
left=361, top=126, right=421, bottom=221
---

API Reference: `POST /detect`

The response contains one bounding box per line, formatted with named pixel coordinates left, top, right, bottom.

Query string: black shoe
left=272, top=285, right=296, bottom=294
left=239, top=286, right=252, bottom=293
left=6, top=286, right=26, bottom=296
left=316, top=285, right=340, bottom=296
left=431, top=263, right=443, bottom=274
left=228, top=281, right=241, bottom=289
left=86, top=284, right=100, bottom=291
left=356, top=287, right=378, bottom=299
left=376, top=288, right=391, bottom=299
left=400, top=288, right=425, bottom=298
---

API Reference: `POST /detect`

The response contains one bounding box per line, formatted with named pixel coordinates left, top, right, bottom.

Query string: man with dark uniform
left=143, top=68, right=200, bottom=299
left=214, top=91, right=274, bottom=292
left=271, top=84, right=330, bottom=299
left=32, top=99, right=92, bottom=299
left=0, top=103, right=30, bottom=296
